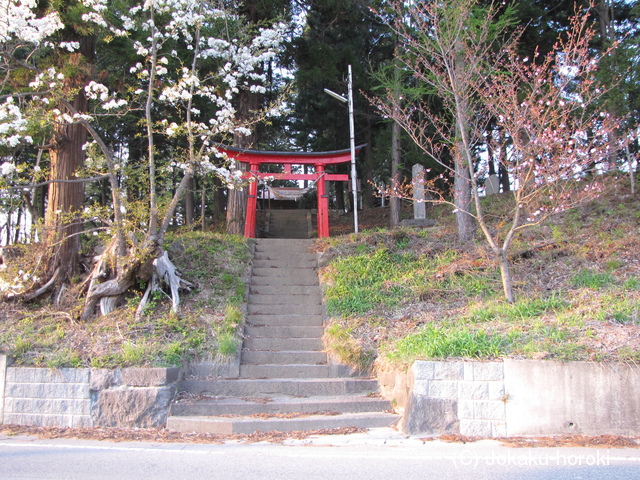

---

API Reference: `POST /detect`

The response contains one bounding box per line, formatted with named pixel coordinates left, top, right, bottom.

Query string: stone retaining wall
left=3, top=355, right=639, bottom=436
left=3, top=366, right=92, bottom=428
left=0, top=356, right=179, bottom=428
left=378, top=359, right=640, bottom=437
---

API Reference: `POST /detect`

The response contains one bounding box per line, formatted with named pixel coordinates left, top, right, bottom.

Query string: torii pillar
left=315, top=163, right=329, bottom=238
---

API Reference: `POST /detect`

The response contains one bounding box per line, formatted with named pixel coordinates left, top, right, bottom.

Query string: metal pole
left=347, top=65, right=358, bottom=234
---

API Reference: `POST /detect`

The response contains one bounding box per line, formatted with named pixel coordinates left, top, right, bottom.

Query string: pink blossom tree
left=374, top=0, right=621, bottom=302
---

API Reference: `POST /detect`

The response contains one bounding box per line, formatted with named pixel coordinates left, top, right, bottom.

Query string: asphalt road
left=1, top=429, right=639, bottom=480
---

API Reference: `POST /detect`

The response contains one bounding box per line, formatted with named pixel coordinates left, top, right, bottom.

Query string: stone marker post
left=485, top=174, right=500, bottom=196
left=412, top=164, right=426, bottom=220
left=399, top=164, right=436, bottom=228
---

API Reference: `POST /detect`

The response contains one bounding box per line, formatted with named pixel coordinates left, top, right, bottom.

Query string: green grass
left=387, top=325, right=506, bottom=362
left=324, top=246, right=497, bottom=316
left=216, top=332, right=239, bottom=357
left=571, top=269, right=615, bottom=289
left=469, top=295, right=569, bottom=323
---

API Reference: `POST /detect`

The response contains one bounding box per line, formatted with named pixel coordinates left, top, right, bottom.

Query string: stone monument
left=399, top=164, right=437, bottom=228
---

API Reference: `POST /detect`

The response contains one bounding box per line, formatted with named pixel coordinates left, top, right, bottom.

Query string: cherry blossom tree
left=80, top=0, right=285, bottom=319
left=374, top=0, right=622, bottom=302
left=0, top=0, right=286, bottom=317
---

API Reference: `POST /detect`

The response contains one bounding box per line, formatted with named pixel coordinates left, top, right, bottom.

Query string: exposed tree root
left=81, top=238, right=191, bottom=321
left=135, top=250, right=193, bottom=321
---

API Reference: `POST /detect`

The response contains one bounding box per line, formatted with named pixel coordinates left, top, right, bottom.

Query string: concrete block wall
left=378, top=359, right=640, bottom=437
left=414, top=361, right=507, bottom=437
left=3, top=367, right=92, bottom=428
left=397, top=360, right=506, bottom=437
left=0, top=356, right=180, bottom=429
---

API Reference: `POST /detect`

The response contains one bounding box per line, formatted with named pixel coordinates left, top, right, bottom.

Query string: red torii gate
left=218, top=145, right=364, bottom=238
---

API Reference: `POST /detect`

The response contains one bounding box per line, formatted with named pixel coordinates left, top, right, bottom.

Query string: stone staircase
left=265, top=209, right=313, bottom=238
left=166, top=238, right=399, bottom=434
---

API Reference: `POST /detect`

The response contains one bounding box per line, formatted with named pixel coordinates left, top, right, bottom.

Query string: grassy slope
left=0, top=232, right=251, bottom=368
left=1, top=180, right=638, bottom=371
left=319, top=180, right=640, bottom=369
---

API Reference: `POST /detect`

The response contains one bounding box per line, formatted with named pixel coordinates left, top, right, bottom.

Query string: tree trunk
left=335, top=180, right=345, bottom=211
left=390, top=119, right=402, bottom=228
left=626, top=143, right=636, bottom=195
left=454, top=97, right=475, bottom=243
left=44, top=36, right=94, bottom=283
left=226, top=88, right=258, bottom=235
left=5, top=213, right=11, bottom=245
left=185, top=175, right=195, bottom=226
left=46, top=129, right=85, bottom=280
left=226, top=0, right=267, bottom=236
left=200, top=177, right=207, bottom=230
left=499, top=163, right=510, bottom=193
left=498, top=123, right=510, bottom=192
left=390, top=55, right=403, bottom=228
left=486, top=127, right=496, bottom=176
left=452, top=38, right=476, bottom=243
left=14, top=207, right=22, bottom=244
left=498, top=250, right=514, bottom=303
left=454, top=154, right=475, bottom=242
left=212, top=175, right=225, bottom=217
left=225, top=165, right=248, bottom=235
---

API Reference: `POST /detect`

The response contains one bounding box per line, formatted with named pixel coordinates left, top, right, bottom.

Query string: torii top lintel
left=217, top=144, right=366, bottom=166
left=217, top=144, right=365, bottom=239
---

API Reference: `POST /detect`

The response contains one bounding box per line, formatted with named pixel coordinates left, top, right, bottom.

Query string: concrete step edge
left=239, top=364, right=331, bottom=379
left=166, top=412, right=400, bottom=434
left=240, top=351, right=327, bottom=365
left=178, top=378, right=380, bottom=396
left=169, top=395, right=393, bottom=417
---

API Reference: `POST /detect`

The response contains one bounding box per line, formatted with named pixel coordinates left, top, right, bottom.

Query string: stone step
left=166, top=411, right=399, bottom=435
left=244, top=325, right=324, bottom=338
left=268, top=228, right=309, bottom=235
left=252, top=258, right=316, bottom=269
left=169, top=395, right=393, bottom=417
left=249, top=284, right=320, bottom=296
left=269, top=216, right=309, bottom=222
left=269, top=215, right=308, bottom=221
left=254, top=250, right=315, bottom=259
left=251, top=267, right=317, bottom=278
left=255, top=239, right=313, bottom=251
left=253, top=250, right=315, bottom=260
left=269, top=209, right=309, bottom=214
left=240, top=364, right=331, bottom=379
left=268, top=222, right=309, bottom=228
left=246, top=314, right=324, bottom=327
left=178, top=378, right=380, bottom=397
left=266, top=235, right=310, bottom=240
left=241, top=350, right=327, bottom=365
left=269, top=219, right=309, bottom=226
left=243, top=336, right=324, bottom=351
left=254, top=243, right=311, bottom=250
left=248, top=303, right=323, bottom=316
left=248, top=293, right=322, bottom=305
left=250, top=275, right=319, bottom=286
